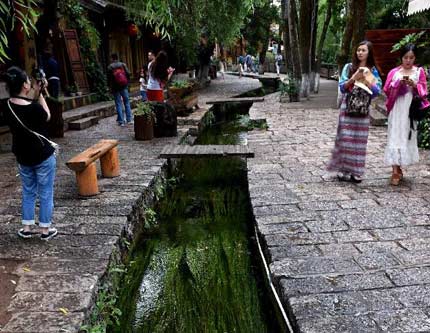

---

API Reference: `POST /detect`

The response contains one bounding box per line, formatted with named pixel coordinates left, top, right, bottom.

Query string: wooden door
left=63, top=29, right=89, bottom=93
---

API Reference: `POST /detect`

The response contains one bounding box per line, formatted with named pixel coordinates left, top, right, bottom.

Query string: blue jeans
left=140, top=90, right=147, bottom=101
left=18, top=154, right=56, bottom=228
left=113, top=88, right=132, bottom=124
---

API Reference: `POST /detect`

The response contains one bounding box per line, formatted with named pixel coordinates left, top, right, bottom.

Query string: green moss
left=115, top=157, right=268, bottom=332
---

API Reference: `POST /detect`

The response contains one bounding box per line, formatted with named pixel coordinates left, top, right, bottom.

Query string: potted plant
left=134, top=101, right=155, bottom=140
left=168, top=79, right=193, bottom=99
left=279, top=78, right=300, bottom=102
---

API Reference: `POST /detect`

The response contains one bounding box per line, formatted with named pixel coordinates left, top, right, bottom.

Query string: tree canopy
left=124, top=0, right=262, bottom=64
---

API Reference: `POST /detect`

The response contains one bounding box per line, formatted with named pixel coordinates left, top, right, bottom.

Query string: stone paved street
left=248, top=80, right=430, bottom=332
left=3, top=73, right=430, bottom=332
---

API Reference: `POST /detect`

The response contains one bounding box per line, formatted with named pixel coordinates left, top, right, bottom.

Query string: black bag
left=345, top=86, right=371, bottom=117
left=408, top=95, right=430, bottom=139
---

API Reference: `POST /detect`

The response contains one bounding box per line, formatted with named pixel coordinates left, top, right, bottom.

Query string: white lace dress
left=384, top=68, right=420, bottom=166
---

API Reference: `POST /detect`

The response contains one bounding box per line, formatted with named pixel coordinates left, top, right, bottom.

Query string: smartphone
left=403, top=75, right=409, bottom=80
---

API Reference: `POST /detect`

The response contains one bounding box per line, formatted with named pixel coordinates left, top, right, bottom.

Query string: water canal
left=114, top=95, right=282, bottom=332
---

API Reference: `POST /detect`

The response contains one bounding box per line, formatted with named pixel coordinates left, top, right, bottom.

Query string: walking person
left=147, top=50, right=175, bottom=102
left=219, top=56, right=226, bottom=80
left=107, top=53, right=132, bottom=126
left=275, top=52, right=283, bottom=76
left=238, top=55, right=244, bottom=78
left=327, top=41, right=382, bottom=183
left=3, top=66, right=58, bottom=240
left=42, top=48, right=60, bottom=98
left=383, top=44, right=429, bottom=185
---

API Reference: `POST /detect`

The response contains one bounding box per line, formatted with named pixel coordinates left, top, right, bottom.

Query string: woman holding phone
left=328, top=40, right=382, bottom=183
left=383, top=44, right=429, bottom=185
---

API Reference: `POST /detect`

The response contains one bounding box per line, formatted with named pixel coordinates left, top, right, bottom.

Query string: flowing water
left=115, top=102, right=280, bottom=333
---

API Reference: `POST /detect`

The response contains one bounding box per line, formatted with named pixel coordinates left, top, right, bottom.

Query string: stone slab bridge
left=248, top=80, right=430, bottom=332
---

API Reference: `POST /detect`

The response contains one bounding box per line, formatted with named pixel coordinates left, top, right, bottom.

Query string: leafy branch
left=0, top=0, right=39, bottom=63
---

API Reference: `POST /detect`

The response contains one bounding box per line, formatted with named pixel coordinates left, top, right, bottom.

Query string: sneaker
left=120, top=123, right=125, bottom=127
left=40, top=228, right=58, bottom=241
left=126, top=120, right=134, bottom=125
left=17, top=228, right=33, bottom=239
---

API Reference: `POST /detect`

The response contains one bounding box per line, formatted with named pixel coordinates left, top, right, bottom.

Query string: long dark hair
left=151, top=51, right=169, bottom=82
left=400, top=43, right=417, bottom=60
left=3, top=66, right=28, bottom=96
left=350, top=40, right=376, bottom=77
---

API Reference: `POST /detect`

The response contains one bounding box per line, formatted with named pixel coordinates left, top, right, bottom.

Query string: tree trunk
left=281, top=0, right=292, bottom=73
left=351, top=0, right=367, bottom=49
left=310, top=0, right=319, bottom=93
left=315, top=0, right=335, bottom=93
left=287, top=0, right=302, bottom=100
left=337, top=0, right=354, bottom=74
left=299, top=0, right=313, bottom=98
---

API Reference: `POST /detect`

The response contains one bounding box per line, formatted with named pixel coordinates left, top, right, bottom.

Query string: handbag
left=345, top=85, right=372, bottom=117
left=408, top=94, right=430, bottom=140
left=7, top=100, right=59, bottom=155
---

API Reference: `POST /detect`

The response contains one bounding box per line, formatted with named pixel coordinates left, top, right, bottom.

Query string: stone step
left=63, top=96, right=140, bottom=131
left=68, top=116, right=100, bottom=130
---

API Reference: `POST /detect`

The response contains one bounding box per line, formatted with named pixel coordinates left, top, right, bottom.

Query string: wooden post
left=100, top=147, right=120, bottom=178
left=76, top=162, right=99, bottom=196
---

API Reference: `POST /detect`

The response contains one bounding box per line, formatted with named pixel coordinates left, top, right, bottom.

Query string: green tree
left=0, top=0, right=39, bottom=63
left=124, top=0, right=261, bottom=66
left=241, top=1, right=278, bottom=71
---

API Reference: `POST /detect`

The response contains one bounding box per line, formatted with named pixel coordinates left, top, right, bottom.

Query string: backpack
left=113, top=66, right=128, bottom=86
left=345, top=85, right=371, bottom=117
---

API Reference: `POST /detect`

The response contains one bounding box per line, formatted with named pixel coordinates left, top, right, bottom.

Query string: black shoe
left=17, top=228, right=33, bottom=239
left=40, top=228, right=58, bottom=241
left=337, top=174, right=350, bottom=182
left=350, top=175, right=362, bottom=183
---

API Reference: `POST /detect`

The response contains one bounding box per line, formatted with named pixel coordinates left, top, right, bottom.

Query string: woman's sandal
left=390, top=173, right=401, bottom=186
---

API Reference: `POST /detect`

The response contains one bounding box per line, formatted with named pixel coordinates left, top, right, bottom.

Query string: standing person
left=42, top=48, right=60, bottom=98
left=147, top=50, right=155, bottom=71
left=238, top=55, right=244, bottom=78
left=107, top=53, right=132, bottom=126
left=327, top=41, right=382, bottom=183
left=139, top=68, right=148, bottom=101
left=383, top=44, right=429, bottom=185
left=219, top=56, right=226, bottom=80
left=147, top=50, right=175, bottom=102
left=275, top=52, right=283, bottom=76
left=197, top=33, right=213, bottom=85
left=3, top=66, right=58, bottom=240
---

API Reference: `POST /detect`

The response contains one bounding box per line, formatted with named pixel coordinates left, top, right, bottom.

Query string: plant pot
left=168, top=86, right=192, bottom=99
left=289, top=93, right=300, bottom=102
left=280, top=95, right=289, bottom=103
left=134, top=115, right=154, bottom=140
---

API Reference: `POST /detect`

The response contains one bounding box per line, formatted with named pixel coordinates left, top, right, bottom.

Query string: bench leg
left=76, top=162, right=99, bottom=196
left=100, top=147, right=120, bottom=178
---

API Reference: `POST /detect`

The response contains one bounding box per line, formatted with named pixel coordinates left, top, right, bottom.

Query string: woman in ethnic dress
left=383, top=44, right=429, bottom=185
left=328, top=41, right=382, bottom=183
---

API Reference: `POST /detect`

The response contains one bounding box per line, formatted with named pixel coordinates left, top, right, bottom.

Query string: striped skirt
left=327, top=97, right=370, bottom=177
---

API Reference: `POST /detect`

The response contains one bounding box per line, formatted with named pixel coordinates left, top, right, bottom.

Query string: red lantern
left=128, top=23, right=138, bottom=37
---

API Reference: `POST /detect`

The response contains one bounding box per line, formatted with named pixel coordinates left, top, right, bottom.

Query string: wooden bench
left=66, top=139, right=120, bottom=196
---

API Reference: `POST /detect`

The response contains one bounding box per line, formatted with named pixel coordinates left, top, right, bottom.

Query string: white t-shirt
left=147, top=62, right=162, bottom=90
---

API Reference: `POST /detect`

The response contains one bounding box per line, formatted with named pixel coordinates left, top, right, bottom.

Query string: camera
left=32, top=67, right=47, bottom=87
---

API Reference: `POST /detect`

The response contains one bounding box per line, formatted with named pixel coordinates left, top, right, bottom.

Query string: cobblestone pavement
left=248, top=80, right=430, bottom=332
left=0, top=74, right=260, bottom=332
